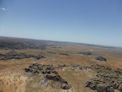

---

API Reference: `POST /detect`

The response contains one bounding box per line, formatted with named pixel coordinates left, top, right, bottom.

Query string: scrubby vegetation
left=0, top=50, right=45, bottom=60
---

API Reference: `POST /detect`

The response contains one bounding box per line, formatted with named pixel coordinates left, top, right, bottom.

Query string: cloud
left=0, top=7, right=7, bottom=12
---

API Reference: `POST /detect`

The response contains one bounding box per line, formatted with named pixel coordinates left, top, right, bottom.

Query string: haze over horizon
left=0, top=0, right=122, bottom=47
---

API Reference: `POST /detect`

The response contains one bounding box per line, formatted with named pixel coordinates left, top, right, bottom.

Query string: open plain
left=0, top=37, right=122, bottom=92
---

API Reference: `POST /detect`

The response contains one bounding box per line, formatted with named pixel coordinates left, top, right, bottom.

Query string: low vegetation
left=0, top=50, right=45, bottom=60
left=0, top=37, right=121, bottom=92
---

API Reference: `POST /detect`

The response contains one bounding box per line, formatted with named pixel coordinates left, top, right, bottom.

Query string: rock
left=85, top=64, right=122, bottom=92
left=96, top=56, right=107, bottom=62
left=85, top=81, right=96, bottom=90
left=61, top=82, right=71, bottom=90
left=45, top=74, right=61, bottom=81
left=85, top=81, right=92, bottom=87
left=118, top=84, right=122, bottom=92
left=110, top=81, right=118, bottom=89
left=25, top=63, right=71, bottom=90
left=96, top=84, right=107, bottom=92
left=106, top=86, right=114, bottom=92
left=79, top=51, right=92, bottom=55
left=86, top=81, right=115, bottom=92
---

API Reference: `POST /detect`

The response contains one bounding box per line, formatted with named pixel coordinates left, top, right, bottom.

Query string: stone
left=96, top=56, right=107, bottom=62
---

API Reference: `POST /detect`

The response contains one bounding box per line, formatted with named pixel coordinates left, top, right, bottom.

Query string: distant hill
left=0, top=36, right=56, bottom=49
left=0, top=36, right=121, bottom=50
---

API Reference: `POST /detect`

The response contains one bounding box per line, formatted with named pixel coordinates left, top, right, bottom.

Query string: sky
left=0, top=0, right=122, bottom=47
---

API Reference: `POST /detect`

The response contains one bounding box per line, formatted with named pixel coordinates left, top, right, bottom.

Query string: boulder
left=61, top=82, right=71, bottom=90
left=85, top=81, right=96, bottom=90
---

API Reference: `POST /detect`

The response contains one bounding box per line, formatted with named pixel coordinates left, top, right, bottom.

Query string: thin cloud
left=0, top=7, right=7, bottom=12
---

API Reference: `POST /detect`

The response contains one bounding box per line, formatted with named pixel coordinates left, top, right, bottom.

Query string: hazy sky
left=0, top=0, right=122, bottom=47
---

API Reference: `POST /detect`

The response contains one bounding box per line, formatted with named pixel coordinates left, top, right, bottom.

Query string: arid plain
left=0, top=37, right=122, bottom=92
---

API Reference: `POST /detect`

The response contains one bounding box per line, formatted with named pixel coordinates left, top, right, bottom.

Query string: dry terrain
left=0, top=37, right=122, bottom=92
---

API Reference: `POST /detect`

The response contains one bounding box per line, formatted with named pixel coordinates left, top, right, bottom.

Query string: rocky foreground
left=24, top=63, right=122, bottom=92
left=85, top=64, right=122, bottom=92
left=25, top=63, right=71, bottom=90
left=0, top=63, right=121, bottom=92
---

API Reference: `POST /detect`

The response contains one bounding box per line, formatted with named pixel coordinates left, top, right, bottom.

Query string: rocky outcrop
left=96, top=56, right=107, bottom=62
left=85, top=64, right=122, bottom=92
left=25, top=63, right=71, bottom=90
left=85, top=80, right=115, bottom=92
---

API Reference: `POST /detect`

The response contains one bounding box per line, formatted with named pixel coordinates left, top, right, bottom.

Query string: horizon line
left=0, top=35, right=122, bottom=48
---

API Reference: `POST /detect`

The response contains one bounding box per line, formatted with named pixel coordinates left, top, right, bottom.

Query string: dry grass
left=0, top=45, right=121, bottom=92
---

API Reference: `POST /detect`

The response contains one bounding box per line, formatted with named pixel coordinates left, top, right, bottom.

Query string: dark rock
left=96, top=84, right=107, bottom=92
left=106, top=86, right=114, bottom=92
left=24, top=63, right=71, bottom=90
left=79, top=51, right=92, bottom=55
left=25, top=68, right=31, bottom=72
left=85, top=81, right=92, bottom=87
left=85, top=81, right=96, bottom=90
left=118, top=84, right=122, bottom=92
left=85, top=64, right=122, bottom=92
left=110, top=81, right=118, bottom=89
left=96, top=56, right=107, bottom=62
left=61, top=82, right=71, bottom=90
left=45, top=75, right=61, bottom=82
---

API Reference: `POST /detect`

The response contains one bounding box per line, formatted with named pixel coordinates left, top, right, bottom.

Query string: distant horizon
left=0, top=0, right=122, bottom=47
left=0, top=35, right=122, bottom=48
